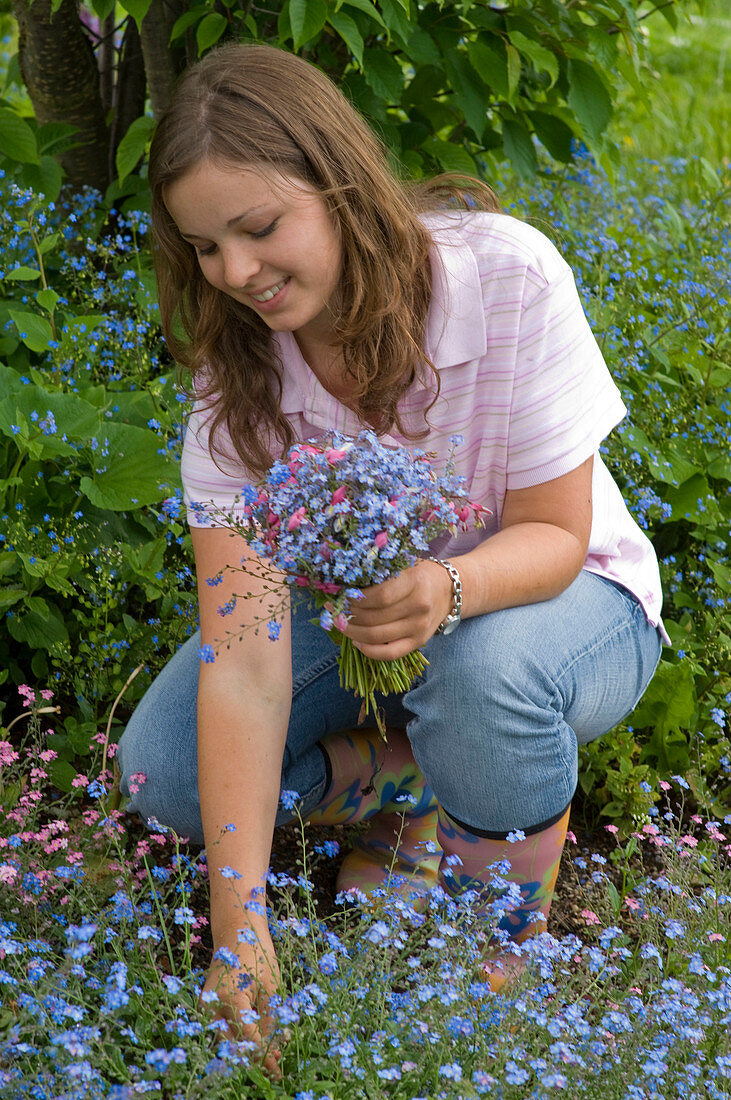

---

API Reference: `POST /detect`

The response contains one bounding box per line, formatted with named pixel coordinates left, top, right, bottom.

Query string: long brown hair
left=149, top=43, right=499, bottom=475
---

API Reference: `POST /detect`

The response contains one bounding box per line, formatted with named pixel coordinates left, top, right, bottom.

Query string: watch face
left=441, top=615, right=460, bottom=635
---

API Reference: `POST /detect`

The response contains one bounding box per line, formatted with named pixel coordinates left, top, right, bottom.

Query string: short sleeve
left=181, top=403, right=254, bottom=527
left=505, top=243, right=626, bottom=491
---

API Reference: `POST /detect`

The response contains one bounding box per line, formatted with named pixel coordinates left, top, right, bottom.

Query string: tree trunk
left=110, top=16, right=147, bottom=180
left=12, top=0, right=110, bottom=193
left=140, top=0, right=187, bottom=120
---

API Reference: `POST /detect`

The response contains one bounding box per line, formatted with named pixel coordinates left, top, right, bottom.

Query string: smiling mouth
left=250, top=277, right=290, bottom=303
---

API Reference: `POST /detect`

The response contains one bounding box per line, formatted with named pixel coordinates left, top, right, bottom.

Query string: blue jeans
left=118, top=570, right=661, bottom=841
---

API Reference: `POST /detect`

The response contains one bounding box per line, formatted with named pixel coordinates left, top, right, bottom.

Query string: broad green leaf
left=529, top=110, right=574, bottom=162
left=501, top=118, right=538, bottom=178
left=567, top=60, right=612, bottom=145
left=328, top=12, right=364, bottom=67
left=444, top=52, right=489, bottom=140
left=631, top=660, right=696, bottom=737
left=506, top=43, right=521, bottom=103
left=404, top=27, right=440, bottom=68
left=289, top=0, right=328, bottom=49
left=197, top=12, right=228, bottom=54
left=0, top=588, right=25, bottom=613
left=4, top=266, right=41, bottom=281
left=663, top=473, right=713, bottom=524
left=8, top=310, right=53, bottom=353
left=170, top=10, right=204, bottom=40
left=79, top=422, right=181, bottom=511
left=116, top=115, right=156, bottom=184
left=342, top=0, right=387, bottom=30
left=22, top=155, right=64, bottom=201
left=90, top=0, right=116, bottom=17
left=0, top=386, right=101, bottom=453
left=378, top=0, right=412, bottom=46
left=707, top=453, right=731, bottom=482
left=421, top=137, right=477, bottom=176
left=507, top=31, right=558, bottom=87
left=8, top=598, right=69, bottom=650
left=119, top=0, right=153, bottom=27
left=36, top=288, right=60, bottom=314
left=363, top=49, right=404, bottom=102
left=467, top=41, right=508, bottom=100
left=115, top=116, right=154, bottom=184
left=38, top=233, right=61, bottom=256
left=0, top=107, right=39, bottom=165
left=37, top=121, right=78, bottom=157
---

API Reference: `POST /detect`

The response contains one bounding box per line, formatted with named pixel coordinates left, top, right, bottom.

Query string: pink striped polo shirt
left=181, top=211, right=665, bottom=632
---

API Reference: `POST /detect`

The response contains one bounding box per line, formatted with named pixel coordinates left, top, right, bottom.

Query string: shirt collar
left=276, top=213, right=486, bottom=414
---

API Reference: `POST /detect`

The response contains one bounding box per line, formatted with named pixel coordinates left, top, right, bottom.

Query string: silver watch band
left=428, top=557, right=463, bottom=635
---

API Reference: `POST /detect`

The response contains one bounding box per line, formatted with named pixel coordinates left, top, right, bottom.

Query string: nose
left=220, top=243, right=261, bottom=290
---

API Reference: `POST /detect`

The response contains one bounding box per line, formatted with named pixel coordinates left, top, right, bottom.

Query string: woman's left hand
left=342, top=559, right=453, bottom=659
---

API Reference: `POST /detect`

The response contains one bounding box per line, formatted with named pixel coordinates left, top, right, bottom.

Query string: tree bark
left=140, top=0, right=187, bottom=120
left=110, top=16, right=147, bottom=179
left=12, top=0, right=110, bottom=193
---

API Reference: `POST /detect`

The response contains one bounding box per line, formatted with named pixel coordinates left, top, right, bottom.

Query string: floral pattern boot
left=307, top=728, right=440, bottom=902
left=437, top=805, right=571, bottom=991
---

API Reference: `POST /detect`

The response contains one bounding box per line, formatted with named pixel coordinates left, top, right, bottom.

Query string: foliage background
left=0, top=0, right=729, bottom=829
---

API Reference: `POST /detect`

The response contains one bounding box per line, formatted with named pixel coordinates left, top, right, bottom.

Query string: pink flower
left=334, top=613, right=349, bottom=632
left=287, top=506, right=306, bottom=531
left=331, top=486, right=347, bottom=505
left=374, top=531, right=388, bottom=549
left=624, top=897, right=641, bottom=911
left=604, top=824, right=619, bottom=835
left=314, top=580, right=341, bottom=594
left=294, top=575, right=310, bottom=587
left=0, top=864, right=18, bottom=884
left=679, top=834, right=698, bottom=847
left=708, top=932, right=725, bottom=942
left=659, top=780, right=671, bottom=791
left=325, top=448, right=348, bottom=464
left=581, top=909, right=601, bottom=926
left=18, top=684, right=35, bottom=703
left=566, top=830, right=577, bottom=844
left=72, top=775, right=89, bottom=788
left=40, top=689, right=54, bottom=700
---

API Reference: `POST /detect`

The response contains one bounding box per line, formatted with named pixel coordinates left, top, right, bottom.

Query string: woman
left=118, top=42, right=664, bottom=1059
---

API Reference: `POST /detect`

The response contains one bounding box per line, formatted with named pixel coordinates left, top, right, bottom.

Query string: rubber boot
left=306, top=727, right=440, bottom=902
left=437, top=805, right=571, bottom=991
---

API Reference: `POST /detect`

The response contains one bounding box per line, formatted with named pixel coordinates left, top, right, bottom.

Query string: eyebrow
left=179, top=204, right=270, bottom=242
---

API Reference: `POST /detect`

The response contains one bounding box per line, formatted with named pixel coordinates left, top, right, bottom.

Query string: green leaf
left=404, top=27, right=440, bottom=68
left=378, top=0, right=412, bottom=46
left=79, top=423, right=181, bottom=511
left=197, top=12, right=228, bottom=54
left=5, top=266, right=41, bottom=281
left=506, top=43, right=521, bottom=103
left=22, top=155, right=64, bottom=201
left=631, top=660, right=696, bottom=738
left=341, top=0, right=387, bottom=29
left=664, top=473, right=712, bottom=524
left=0, top=108, right=39, bottom=165
left=421, top=137, right=477, bottom=175
left=529, top=110, right=574, bottom=162
left=119, top=0, right=153, bottom=28
left=328, top=12, right=364, bottom=67
left=467, top=40, right=508, bottom=100
left=444, top=52, right=489, bottom=140
left=7, top=598, right=69, bottom=650
left=90, top=0, right=116, bottom=17
left=0, top=386, right=101, bottom=454
left=36, top=288, right=60, bottom=314
left=502, top=118, right=538, bottom=178
left=8, top=310, right=53, bottom=353
left=37, top=121, right=78, bottom=157
left=567, top=60, right=612, bottom=145
left=170, top=9, right=204, bottom=40
left=289, top=0, right=328, bottom=49
left=115, top=115, right=156, bottom=184
left=0, top=588, right=25, bottom=613
left=507, top=31, right=558, bottom=87
left=363, top=48, right=404, bottom=102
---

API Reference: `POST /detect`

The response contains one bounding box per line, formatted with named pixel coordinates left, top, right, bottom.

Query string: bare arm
left=343, top=457, right=594, bottom=658
left=193, top=525, right=291, bottom=1066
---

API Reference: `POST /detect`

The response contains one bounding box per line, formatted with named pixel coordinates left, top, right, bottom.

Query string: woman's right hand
left=201, top=924, right=283, bottom=1079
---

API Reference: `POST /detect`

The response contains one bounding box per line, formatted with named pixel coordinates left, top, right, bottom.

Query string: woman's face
left=166, top=160, right=343, bottom=348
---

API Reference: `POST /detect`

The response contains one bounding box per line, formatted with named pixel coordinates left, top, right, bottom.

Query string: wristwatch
left=429, top=557, right=463, bottom=635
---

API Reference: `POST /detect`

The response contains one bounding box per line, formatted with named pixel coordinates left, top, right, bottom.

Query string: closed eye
left=195, top=243, right=217, bottom=257
left=251, top=219, right=278, bottom=239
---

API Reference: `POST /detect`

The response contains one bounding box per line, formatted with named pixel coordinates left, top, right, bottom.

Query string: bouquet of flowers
left=212, top=430, right=488, bottom=735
